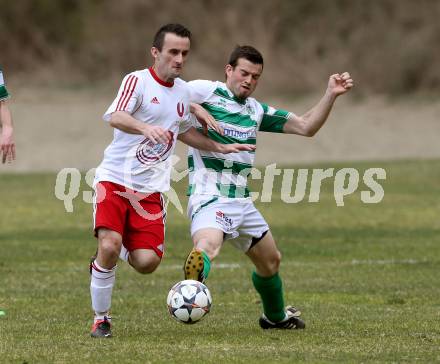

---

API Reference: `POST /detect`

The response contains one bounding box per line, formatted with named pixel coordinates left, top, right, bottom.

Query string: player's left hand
left=0, top=128, right=16, bottom=164
left=219, top=143, right=256, bottom=154
left=328, top=72, right=354, bottom=96
left=191, top=103, right=224, bottom=135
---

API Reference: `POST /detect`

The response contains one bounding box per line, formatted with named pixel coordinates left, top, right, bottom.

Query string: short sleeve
left=0, top=69, right=10, bottom=101
left=187, top=80, right=217, bottom=104
left=103, top=73, right=142, bottom=121
left=178, top=105, right=194, bottom=135
left=258, top=103, right=292, bottom=133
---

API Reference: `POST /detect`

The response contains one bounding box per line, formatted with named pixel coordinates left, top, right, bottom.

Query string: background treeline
left=1, top=0, right=437, bottom=95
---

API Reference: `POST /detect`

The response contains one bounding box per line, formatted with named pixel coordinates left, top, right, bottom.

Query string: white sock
left=119, top=245, right=129, bottom=262
left=90, top=260, right=116, bottom=319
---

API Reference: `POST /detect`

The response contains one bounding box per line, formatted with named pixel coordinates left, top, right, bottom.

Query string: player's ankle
left=94, top=312, right=111, bottom=323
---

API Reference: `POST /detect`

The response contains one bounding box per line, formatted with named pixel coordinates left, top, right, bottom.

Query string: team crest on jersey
left=177, top=102, right=184, bottom=117
left=218, top=98, right=227, bottom=108
left=136, top=131, right=174, bottom=165
left=245, top=104, right=255, bottom=115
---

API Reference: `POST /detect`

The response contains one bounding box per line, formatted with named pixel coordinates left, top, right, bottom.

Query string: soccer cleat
left=91, top=317, right=112, bottom=338
left=259, top=306, right=305, bottom=330
left=183, top=249, right=205, bottom=282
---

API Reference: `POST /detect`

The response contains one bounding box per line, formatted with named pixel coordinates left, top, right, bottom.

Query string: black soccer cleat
left=259, top=306, right=305, bottom=330
left=183, top=249, right=205, bottom=283
left=91, top=316, right=112, bottom=338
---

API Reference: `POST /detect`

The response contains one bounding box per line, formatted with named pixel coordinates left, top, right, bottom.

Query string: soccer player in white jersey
left=0, top=67, right=16, bottom=164
left=89, top=25, right=255, bottom=338
left=184, top=45, right=354, bottom=329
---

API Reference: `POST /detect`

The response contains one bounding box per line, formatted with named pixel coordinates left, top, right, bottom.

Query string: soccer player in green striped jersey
left=0, top=67, right=15, bottom=164
left=181, top=45, right=353, bottom=329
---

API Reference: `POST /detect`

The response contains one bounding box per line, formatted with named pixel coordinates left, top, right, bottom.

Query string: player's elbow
left=286, top=118, right=315, bottom=137
left=303, top=128, right=317, bottom=137
left=109, top=115, right=119, bottom=128
left=109, top=111, right=126, bottom=128
left=298, top=118, right=317, bottom=137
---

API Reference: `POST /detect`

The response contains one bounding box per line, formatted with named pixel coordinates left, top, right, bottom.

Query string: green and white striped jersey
left=187, top=80, right=292, bottom=198
left=0, top=67, right=9, bottom=100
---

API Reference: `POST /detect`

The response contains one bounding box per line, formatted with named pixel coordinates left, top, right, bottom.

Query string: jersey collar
left=224, top=84, right=246, bottom=105
left=149, top=67, right=174, bottom=88
left=233, top=95, right=246, bottom=105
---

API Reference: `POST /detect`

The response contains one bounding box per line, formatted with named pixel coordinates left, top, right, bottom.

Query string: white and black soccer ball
left=167, top=280, right=212, bottom=324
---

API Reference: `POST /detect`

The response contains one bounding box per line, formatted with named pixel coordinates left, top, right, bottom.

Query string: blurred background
left=1, top=0, right=439, bottom=171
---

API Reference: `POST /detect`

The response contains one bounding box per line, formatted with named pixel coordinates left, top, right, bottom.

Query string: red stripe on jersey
left=121, top=76, right=138, bottom=111
left=117, top=75, right=137, bottom=111
left=116, top=75, right=137, bottom=111
left=116, top=75, right=133, bottom=110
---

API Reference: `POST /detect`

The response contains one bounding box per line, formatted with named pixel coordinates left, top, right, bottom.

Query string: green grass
left=1, top=160, right=440, bottom=363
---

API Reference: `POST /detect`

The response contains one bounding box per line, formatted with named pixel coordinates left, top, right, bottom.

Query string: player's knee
left=196, top=238, right=221, bottom=260
left=131, top=255, right=161, bottom=274
left=134, top=260, right=160, bottom=274
left=99, top=237, right=121, bottom=260
left=266, top=251, right=282, bottom=275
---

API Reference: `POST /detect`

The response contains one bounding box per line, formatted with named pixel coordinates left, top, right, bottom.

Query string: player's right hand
left=191, top=103, right=224, bottom=136
left=142, top=125, right=171, bottom=144
left=328, top=72, right=354, bottom=96
left=219, top=143, right=256, bottom=154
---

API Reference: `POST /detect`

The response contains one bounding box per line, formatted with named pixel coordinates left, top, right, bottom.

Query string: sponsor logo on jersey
left=177, top=102, right=184, bottom=117
left=136, top=131, right=174, bottom=165
left=215, top=210, right=233, bottom=229
left=150, top=96, right=160, bottom=104
left=223, top=128, right=255, bottom=140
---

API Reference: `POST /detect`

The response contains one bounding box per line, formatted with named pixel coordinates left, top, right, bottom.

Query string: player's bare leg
left=90, top=228, right=122, bottom=338
left=246, top=231, right=305, bottom=329
left=184, top=228, right=223, bottom=282
left=96, top=229, right=122, bottom=269
left=246, top=230, right=280, bottom=277
left=129, top=249, right=161, bottom=274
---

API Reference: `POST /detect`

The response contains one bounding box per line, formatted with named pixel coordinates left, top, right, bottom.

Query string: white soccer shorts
left=187, top=195, right=269, bottom=252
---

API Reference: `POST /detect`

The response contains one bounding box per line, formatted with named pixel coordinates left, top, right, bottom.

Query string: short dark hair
left=153, top=23, right=191, bottom=51
left=228, top=45, right=264, bottom=68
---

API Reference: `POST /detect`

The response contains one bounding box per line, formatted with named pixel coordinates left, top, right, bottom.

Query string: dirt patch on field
left=3, top=88, right=439, bottom=173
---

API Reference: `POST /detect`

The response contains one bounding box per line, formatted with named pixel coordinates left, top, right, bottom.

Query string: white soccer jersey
left=94, top=67, right=192, bottom=193
left=187, top=80, right=293, bottom=198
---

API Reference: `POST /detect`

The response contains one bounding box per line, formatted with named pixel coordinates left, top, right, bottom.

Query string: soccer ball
left=167, top=280, right=212, bottom=324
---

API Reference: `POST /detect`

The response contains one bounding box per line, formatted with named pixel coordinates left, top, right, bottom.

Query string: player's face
left=151, top=33, right=190, bottom=81
left=225, top=58, right=263, bottom=99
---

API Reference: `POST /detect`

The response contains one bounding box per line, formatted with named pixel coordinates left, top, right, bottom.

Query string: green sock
left=252, top=271, right=286, bottom=323
left=201, top=250, right=211, bottom=280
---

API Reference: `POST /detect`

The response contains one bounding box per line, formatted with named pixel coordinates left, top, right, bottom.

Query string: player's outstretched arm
left=178, top=127, right=256, bottom=154
left=283, top=72, right=354, bottom=136
left=190, top=103, right=224, bottom=135
left=0, top=100, right=15, bottom=163
left=110, top=111, right=171, bottom=144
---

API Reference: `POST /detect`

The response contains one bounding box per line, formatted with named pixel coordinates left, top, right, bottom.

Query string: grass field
left=1, top=160, right=439, bottom=363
